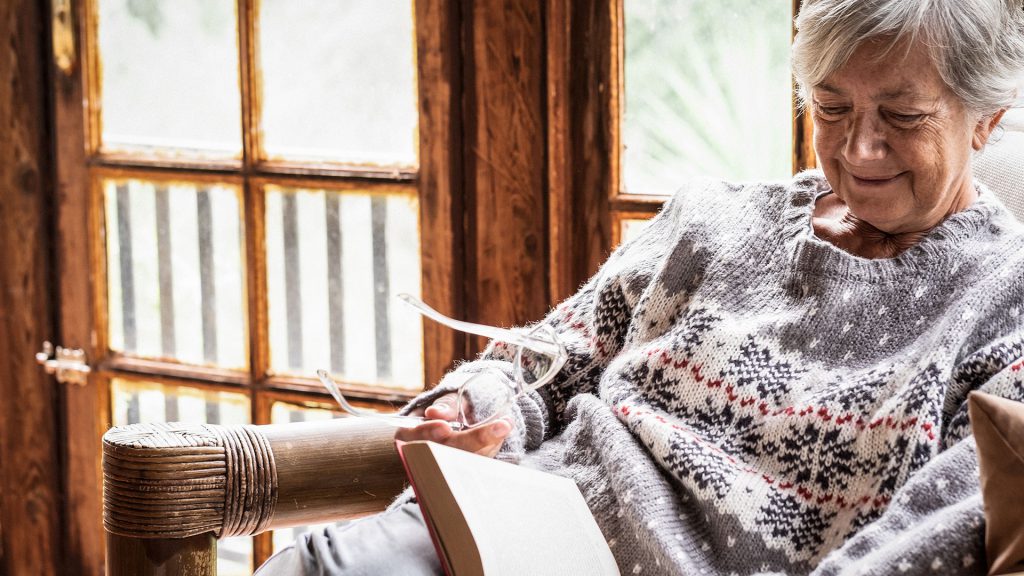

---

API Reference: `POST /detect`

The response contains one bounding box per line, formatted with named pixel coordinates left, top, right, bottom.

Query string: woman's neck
left=810, top=193, right=942, bottom=259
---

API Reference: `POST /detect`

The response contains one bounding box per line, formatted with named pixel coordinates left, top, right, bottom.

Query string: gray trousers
left=255, top=502, right=442, bottom=575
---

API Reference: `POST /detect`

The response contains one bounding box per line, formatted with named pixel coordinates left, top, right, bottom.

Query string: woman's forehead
left=815, top=42, right=950, bottom=102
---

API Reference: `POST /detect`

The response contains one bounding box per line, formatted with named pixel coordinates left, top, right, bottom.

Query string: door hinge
left=36, top=341, right=91, bottom=386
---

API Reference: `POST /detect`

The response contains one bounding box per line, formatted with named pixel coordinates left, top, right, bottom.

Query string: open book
left=397, top=441, right=620, bottom=576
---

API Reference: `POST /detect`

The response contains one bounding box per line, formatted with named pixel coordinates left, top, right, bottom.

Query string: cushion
left=975, top=107, right=1024, bottom=223
left=968, top=390, right=1024, bottom=575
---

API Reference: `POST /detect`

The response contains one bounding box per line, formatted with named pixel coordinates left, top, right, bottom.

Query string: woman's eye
left=814, top=103, right=847, bottom=117
left=887, top=112, right=925, bottom=124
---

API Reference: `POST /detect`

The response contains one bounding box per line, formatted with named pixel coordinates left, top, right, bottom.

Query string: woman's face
left=811, top=40, right=999, bottom=234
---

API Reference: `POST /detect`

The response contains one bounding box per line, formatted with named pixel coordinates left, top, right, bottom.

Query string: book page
left=427, top=443, right=619, bottom=576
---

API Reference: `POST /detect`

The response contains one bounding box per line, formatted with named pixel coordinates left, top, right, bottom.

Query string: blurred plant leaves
left=624, top=0, right=793, bottom=194
left=126, top=0, right=162, bottom=37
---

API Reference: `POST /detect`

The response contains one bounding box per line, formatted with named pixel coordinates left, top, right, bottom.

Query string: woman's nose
left=843, top=115, right=888, bottom=163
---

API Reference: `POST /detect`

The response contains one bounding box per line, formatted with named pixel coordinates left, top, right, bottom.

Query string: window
left=622, top=0, right=794, bottom=194
left=545, top=1, right=812, bottom=303
left=611, top=0, right=813, bottom=244
left=54, top=0, right=459, bottom=571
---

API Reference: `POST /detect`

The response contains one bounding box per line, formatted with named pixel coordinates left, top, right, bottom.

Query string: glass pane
left=216, top=538, right=253, bottom=576
left=110, top=378, right=250, bottom=429
left=270, top=400, right=342, bottom=423
left=259, top=0, right=418, bottom=166
left=623, top=0, right=793, bottom=194
left=268, top=398, right=390, bottom=423
left=265, top=187, right=424, bottom=389
left=110, top=378, right=251, bottom=575
left=104, top=179, right=247, bottom=368
left=96, top=0, right=241, bottom=156
left=619, top=217, right=652, bottom=246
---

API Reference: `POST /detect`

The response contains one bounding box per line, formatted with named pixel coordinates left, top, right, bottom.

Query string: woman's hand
left=395, top=392, right=513, bottom=458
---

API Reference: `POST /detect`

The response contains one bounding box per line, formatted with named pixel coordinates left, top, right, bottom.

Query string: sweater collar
left=781, top=170, right=1002, bottom=283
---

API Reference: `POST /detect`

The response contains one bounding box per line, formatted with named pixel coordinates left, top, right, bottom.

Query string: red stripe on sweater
left=618, top=404, right=894, bottom=512
left=646, top=348, right=937, bottom=440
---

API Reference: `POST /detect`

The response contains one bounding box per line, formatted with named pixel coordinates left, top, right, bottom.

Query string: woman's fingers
left=394, top=420, right=453, bottom=444
left=422, top=395, right=457, bottom=421
left=405, top=393, right=457, bottom=419
left=443, top=419, right=512, bottom=457
left=396, top=389, right=513, bottom=457
left=394, top=417, right=513, bottom=458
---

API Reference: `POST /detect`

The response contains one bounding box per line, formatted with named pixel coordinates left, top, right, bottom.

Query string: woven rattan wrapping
left=102, top=422, right=278, bottom=539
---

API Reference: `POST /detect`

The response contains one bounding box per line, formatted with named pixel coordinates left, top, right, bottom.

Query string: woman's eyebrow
left=816, top=82, right=845, bottom=95
left=815, top=83, right=935, bottom=104
left=875, top=87, right=933, bottom=102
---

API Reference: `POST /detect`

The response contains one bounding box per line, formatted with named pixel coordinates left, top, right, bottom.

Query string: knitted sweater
left=408, top=171, right=1024, bottom=575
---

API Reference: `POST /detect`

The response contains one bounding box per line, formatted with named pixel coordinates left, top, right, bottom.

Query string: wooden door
left=0, top=1, right=63, bottom=574
left=50, top=1, right=462, bottom=573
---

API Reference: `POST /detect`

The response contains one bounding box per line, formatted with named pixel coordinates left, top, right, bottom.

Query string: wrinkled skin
left=810, top=39, right=1005, bottom=258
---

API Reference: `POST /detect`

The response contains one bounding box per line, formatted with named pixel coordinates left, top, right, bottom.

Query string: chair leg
left=106, top=531, right=216, bottom=576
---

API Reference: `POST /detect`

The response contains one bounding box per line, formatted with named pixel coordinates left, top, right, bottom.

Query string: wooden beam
left=792, top=0, right=817, bottom=172
left=52, top=0, right=107, bottom=572
left=548, top=0, right=619, bottom=303
left=0, top=0, right=63, bottom=574
left=464, top=0, right=549, bottom=346
left=416, top=0, right=466, bottom=386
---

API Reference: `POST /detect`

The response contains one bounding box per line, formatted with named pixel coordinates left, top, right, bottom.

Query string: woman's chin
left=842, top=200, right=911, bottom=233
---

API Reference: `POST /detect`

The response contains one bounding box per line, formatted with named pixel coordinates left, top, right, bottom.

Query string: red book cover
left=395, top=439, right=456, bottom=576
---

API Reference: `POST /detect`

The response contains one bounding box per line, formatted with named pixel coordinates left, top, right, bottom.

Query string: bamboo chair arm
left=102, top=418, right=406, bottom=575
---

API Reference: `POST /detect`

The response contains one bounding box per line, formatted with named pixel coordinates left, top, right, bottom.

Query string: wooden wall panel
left=0, top=0, right=63, bottom=574
left=547, top=0, right=614, bottom=303
left=464, top=0, right=549, bottom=341
left=53, top=0, right=106, bottom=572
left=546, top=0, right=574, bottom=304
left=792, top=0, right=816, bottom=173
left=417, top=0, right=465, bottom=386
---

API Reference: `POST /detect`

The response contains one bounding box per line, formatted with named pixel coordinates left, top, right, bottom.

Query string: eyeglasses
left=317, top=294, right=567, bottom=431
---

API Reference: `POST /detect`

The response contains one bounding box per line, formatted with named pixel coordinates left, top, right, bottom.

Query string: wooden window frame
left=547, top=0, right=816, bottom=299
left=52, top=0, right=463, bottom=572
left=77, top=0, right=462, bottom=399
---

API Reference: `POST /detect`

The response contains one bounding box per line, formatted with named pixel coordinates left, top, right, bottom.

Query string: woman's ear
left=972, top=108, right=1007, bottom=150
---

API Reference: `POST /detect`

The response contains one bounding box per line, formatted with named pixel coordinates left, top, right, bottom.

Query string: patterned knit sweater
left=408, top=171, right=1024, bottom=575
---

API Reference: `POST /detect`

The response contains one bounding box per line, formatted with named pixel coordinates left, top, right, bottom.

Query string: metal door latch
left=36, top=341, right=91, bottom=386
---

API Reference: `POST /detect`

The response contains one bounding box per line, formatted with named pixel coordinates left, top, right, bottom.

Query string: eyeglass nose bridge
left=454, top=370, right=520, bottom=427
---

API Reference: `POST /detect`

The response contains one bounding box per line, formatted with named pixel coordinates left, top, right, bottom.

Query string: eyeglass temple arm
left=316, top=369, right=399, bottom=419
left=397, top=294, right=564, bottom=358
left=316, top=369, right=467, bottom=430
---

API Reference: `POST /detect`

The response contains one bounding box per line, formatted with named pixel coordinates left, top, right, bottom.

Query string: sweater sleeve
left=812, top=336, right=1024, bottom=576
left=400, top=184, right=691, bottom=459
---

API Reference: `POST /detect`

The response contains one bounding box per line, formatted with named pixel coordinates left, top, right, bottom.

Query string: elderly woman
left=260, top=0, right=1024, bottom=574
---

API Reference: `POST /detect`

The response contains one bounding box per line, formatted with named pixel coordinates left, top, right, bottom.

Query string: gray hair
left=792, top=0, right=1024, bottom=116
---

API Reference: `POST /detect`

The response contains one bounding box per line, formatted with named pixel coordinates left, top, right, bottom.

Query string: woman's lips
left=849, top=172, right=906, bottom=186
